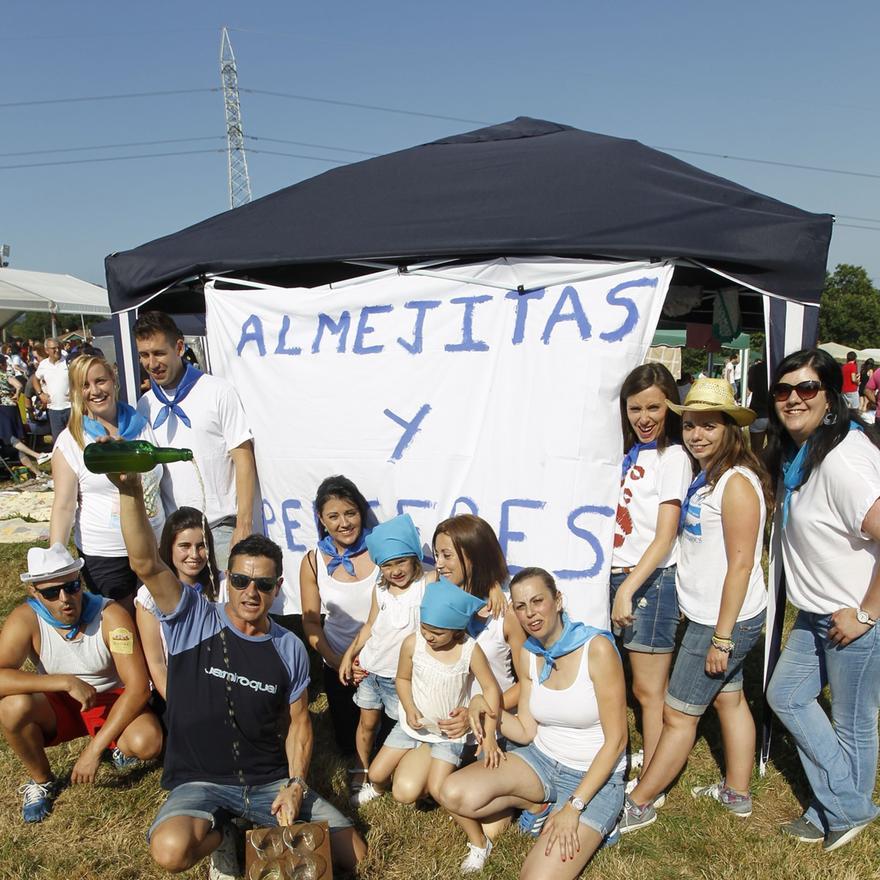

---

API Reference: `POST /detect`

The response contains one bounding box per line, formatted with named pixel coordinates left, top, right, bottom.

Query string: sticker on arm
left=109, top=627, right=134, bottom=655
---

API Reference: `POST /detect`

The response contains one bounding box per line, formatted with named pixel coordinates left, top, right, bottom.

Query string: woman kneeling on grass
left=440, top=568, right=627, bottom=880
left=620, top=378, right=771, bottom=833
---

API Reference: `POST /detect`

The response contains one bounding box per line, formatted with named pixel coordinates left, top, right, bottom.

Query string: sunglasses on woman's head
left=228, top=572, right=279, bottom=593
left=35, top=579, right=82, bottom=601
left=770, top=381, right=824, bottom=402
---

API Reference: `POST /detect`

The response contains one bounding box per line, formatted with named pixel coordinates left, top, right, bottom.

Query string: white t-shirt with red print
left=612, top=444, right=693, bottom=569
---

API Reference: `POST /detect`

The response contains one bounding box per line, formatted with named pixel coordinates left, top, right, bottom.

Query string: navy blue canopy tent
left=106, top=117, right=831, bottom=313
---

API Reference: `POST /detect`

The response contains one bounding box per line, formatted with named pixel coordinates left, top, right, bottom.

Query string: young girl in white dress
left=368, top=577, right=503, bottom=874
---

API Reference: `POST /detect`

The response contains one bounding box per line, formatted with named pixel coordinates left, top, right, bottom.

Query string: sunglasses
left=35, top=579, right=82, bottom=601
left=770, top=381, right=824, bottom=402
left=228, top=572, right=279, bottom=593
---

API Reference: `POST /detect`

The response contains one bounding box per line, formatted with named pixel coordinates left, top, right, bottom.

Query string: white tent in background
left=0, top=268, right=110, bottom=332
left=858, top=348, right=880, bottom=362
left=817, top=341, right=854, bottom=362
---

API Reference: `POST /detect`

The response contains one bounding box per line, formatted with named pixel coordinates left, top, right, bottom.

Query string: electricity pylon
left=220, top=26, right=252, bottom=209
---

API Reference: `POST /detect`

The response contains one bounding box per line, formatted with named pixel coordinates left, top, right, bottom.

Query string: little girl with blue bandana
left=340, top=514, right=427, bottom=807
left=366, top=577, right=503, bottom=873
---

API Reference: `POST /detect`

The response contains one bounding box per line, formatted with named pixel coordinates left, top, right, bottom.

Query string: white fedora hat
left=21, top=543, right=85, bottom=583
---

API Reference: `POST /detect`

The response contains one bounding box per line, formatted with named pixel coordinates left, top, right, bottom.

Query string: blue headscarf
left=365, top=514, right=421, bottom=566
left=26, top=591, right=103, bottom=641
left=523, top=612, right=615, bottom=684
left=150, top=362, right=203, bottom=430
left=621, top=440, right=657, bottom=478
left=83, top=400, right=148, bottom=442
left=782, top=420, right=864, bottom=527
left=318, top=529, right=371, bottom=577
left=420, top=577, right=486, bottom=630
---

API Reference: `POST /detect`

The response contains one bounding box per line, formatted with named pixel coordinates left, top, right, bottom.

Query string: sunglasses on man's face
left=35, top=579, right=82, bottom=601
left=228, top=572, right=279, bottom=593
left=770, top=380, right=824, bottom=402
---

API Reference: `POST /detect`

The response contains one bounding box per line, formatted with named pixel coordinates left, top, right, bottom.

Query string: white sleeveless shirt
left=34, top=598, right=121, bottom=693
left=530, top=638, right=621, bottom=772
left=315, top=545, right=377, bottom=658
left=469, top=612, right=515, bottom=699
left=399, top=632, right=476, bottom=743
left=359, top=577, right=426, bottom=677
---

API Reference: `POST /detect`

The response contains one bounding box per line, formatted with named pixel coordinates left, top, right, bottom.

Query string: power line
left=0, top=136, right=223, bottom=158
left=655, top=146, right=880, bottom=181
left=0, top=88, right=217, bottom=108
left=241, top=88, right=487, bottom=125
left=246, top=135, right=380, bottom=156
left=248, top=148, right=348, bottom=165
left=0, top=149, right=223, bottom=171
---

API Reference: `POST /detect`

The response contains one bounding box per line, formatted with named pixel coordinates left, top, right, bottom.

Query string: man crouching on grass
left=110, top=469, right=366, bottom=880
left=0, top=543, right=162, bottom=822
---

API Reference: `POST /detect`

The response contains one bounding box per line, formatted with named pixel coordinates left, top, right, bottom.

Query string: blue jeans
left=353, top=673, right=400, bottom=720
left=609, top=566, right=679, bottom=653
left=47, top=408, right=70, bottom=445
left=666, top=612, right=765, bottom=716
left=210, top=519, right=235, bottom=570
left=767, top=611, right=880, bottom=832
left=148, top=778, right=352, bottom=839
left=509, top=742, right=625, bottom=837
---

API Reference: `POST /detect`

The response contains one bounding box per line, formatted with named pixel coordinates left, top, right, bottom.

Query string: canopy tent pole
left=113, top=311, right=139, bottom=405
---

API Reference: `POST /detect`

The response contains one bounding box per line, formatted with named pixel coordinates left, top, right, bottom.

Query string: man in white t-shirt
left=133, top=311, right=256, bottom=567
left=32, top=338, right=70, bottom=446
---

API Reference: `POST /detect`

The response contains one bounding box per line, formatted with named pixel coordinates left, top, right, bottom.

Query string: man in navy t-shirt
left=113, top=472, right=366, bottom=879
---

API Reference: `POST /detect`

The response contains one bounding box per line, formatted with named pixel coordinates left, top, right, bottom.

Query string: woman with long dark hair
left=765, top=348, right=880, bottom=852
left=611, top=364, right=693, bottom=782
left=300, top=475, right=378, bottom=770
left=620, top=378, right=771, bottom=834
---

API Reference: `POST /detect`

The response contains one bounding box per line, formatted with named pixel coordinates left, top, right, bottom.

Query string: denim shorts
left=382, top=721, right=466, bottom=766
left=610, top=566, right=680, bottom=654
left=147, top=778, right=352, bottom=839
left=509, top=742, right=625, bottom=837
left=666, top=611, right=765, bottom=716
left=352, top=673, right=400, bottom=720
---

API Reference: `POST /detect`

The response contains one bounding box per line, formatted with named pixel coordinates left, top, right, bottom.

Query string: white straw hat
left=666, top=377, right=756, bottom=427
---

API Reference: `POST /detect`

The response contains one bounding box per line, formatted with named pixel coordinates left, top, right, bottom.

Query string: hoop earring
left=822, top=410, right=838, bottom=426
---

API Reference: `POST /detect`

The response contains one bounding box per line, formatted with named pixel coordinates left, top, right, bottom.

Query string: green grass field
left=0, top=540, right=877, bottom=879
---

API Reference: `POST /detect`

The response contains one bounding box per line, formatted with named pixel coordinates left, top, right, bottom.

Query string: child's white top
left=359, top=576, right=426, bottom=677
left=399, top=631, right=476, bottom=743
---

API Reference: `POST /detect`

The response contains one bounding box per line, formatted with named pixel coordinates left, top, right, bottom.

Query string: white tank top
left=469, top=613, right=515, bottom=699
left=359, top=577, right=426, bottom=677
left=34, top=598, right=121, bottom=693
left=530, top=638, right=614, bottom=771
left=315, top=545, right=377, bottom=658
left=399, top=632, right=476, bottom=743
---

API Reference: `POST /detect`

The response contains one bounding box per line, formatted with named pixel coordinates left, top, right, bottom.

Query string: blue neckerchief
left=523, top=613, right=615, bottom=684
left=782, top=420, right=864, bottom=527
left=318, top=529, right=371, bottom=577
left=151, top=363, right=203, bottom=430
left=678, top=471, right=708, bottom=533
left=621, top=441, right=658, bottom=478
left=26, top=591, right=103, bottom=641
left=83, top=401, right=148, bottom=441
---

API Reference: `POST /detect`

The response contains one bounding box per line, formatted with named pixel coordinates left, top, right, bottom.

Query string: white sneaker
left=208, top=823, right=241, bottom=880
left=350, top=780, right=383, bottom=807
left=625, top=776, right=666, bottom=808
left=630, top=749, right=644, bottom=770
left=460, top=837, right=493, bottom=874
left=36, top=453, right=52, bottom=465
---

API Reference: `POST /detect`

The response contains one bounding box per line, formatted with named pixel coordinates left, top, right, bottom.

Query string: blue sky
left=3, top=0, right=879, bottom=289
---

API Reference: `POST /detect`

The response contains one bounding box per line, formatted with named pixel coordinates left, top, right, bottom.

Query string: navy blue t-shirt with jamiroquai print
left=157, top=587, right=309, bottom=790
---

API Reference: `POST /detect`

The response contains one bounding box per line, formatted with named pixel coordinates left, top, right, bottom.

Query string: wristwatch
left=856, top=608, right=877, bottom=627
left=283, top=776, right=309, bottom=795
left=567, top=795, right=586, bottom=813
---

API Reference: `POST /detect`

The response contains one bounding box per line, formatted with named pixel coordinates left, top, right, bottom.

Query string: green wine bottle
left=83, top=440, right=194, bottom=474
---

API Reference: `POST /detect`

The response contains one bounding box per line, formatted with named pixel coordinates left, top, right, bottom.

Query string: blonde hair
left=376, top=557, right=423, bottom=590
left=67, top=355, right=117, bottom=449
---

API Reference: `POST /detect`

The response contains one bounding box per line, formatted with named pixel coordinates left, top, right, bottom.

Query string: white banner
left=206, top=258, right=673, bottom=624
